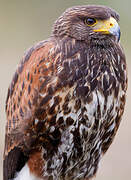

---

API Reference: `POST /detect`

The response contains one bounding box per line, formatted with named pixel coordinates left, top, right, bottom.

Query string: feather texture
left=3, top=5, right=127, bottom=180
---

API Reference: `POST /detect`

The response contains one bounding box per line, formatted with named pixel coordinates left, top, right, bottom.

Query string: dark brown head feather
left=52, top=5, right=119, bottom=40
left=64, top=5, right=119, bottom=21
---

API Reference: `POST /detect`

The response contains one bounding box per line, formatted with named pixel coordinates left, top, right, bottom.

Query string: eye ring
left=85, top=18, right=97, bottom=26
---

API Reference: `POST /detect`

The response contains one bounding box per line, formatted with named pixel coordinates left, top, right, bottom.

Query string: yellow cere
left=93, top=17, right=118, bottom=34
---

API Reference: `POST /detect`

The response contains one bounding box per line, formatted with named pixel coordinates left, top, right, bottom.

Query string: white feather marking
left=14, top=164, right=42, bottom=180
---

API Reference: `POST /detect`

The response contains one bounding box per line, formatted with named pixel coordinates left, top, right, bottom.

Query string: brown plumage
left=3, top=5, right=127, bottom=180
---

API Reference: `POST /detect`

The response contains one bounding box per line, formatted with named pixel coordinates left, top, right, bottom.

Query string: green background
left=0, top=0, right=131, bottom=179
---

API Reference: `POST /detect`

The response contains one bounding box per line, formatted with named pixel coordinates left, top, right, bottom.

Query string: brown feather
left=4, top=5, right=127, bottom=180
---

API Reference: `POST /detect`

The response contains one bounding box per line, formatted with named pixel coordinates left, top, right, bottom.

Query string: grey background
left=0, top=0, right=131, bottom=179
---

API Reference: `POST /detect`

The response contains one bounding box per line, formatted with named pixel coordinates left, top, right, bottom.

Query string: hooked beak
left=93, top=17, right=121, bottom=41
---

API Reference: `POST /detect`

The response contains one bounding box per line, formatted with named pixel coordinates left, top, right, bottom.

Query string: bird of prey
left=3, top=5, right=127, bottom=180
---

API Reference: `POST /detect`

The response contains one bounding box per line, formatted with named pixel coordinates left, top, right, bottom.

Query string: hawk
left=3, top=5, right=127, bottom=180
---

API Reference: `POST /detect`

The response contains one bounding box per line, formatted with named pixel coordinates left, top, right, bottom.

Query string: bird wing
left=3, top=38, right=61, bottom=179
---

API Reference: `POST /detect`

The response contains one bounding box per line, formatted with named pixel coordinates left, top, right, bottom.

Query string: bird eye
left=85, top=18, right=97, bottom=26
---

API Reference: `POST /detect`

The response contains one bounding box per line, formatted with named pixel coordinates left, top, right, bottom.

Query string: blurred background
left=0, top=0, right=131, bottom=179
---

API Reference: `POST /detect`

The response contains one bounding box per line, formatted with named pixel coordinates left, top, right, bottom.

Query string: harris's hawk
left=3, top=5, right=127, bottom=180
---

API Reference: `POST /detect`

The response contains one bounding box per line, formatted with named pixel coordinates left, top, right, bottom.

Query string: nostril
left=110, top=23, right=113, bottom=27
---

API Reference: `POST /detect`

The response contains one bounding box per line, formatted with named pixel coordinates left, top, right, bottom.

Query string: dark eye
left=85, top=18, right=97, bottom=26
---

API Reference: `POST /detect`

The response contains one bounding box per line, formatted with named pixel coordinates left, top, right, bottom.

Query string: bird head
left=52, top=5, right=120, bottom=43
